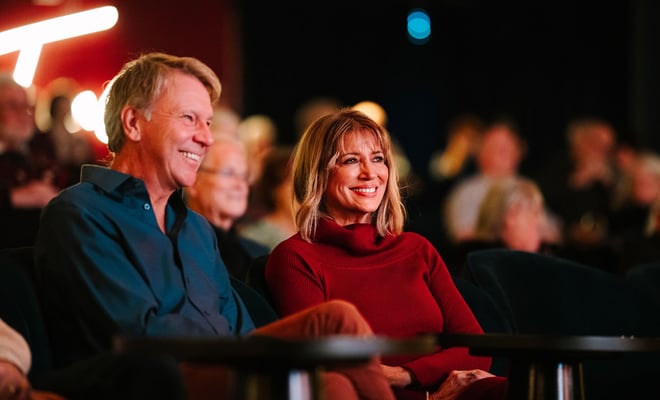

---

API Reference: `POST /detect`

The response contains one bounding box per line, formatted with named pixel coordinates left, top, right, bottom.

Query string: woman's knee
left=317, top=300, right=373, bottom=335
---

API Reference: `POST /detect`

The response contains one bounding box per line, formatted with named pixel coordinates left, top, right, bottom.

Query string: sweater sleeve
left=399, top=241, right=491, bottom=387
left=0, top=319, right=31, bottom=375
left=265, top=239, right=327, bottom=315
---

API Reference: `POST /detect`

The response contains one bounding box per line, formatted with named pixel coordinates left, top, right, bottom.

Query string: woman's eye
left=343, top=157, right=358, bottom=165
left=373, top=156, right=384, bottom=163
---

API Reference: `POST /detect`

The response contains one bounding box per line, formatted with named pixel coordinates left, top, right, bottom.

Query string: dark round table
left=114, top=334, right=436, bottom=400
left=434, top=333, right=660, bottom=400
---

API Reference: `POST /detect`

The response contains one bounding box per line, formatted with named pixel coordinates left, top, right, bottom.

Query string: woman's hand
left=0, top=361, right=30, bottom=400
left=429, top=369, right=494, bottom=400
left=380, top=364, right=412, bottom=388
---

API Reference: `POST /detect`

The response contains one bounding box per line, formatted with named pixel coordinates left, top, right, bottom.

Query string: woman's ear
left=121, top=106, right=141, bottom=142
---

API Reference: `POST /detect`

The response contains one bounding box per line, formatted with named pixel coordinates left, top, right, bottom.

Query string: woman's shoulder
left=399, top=230, right=436, bottom=249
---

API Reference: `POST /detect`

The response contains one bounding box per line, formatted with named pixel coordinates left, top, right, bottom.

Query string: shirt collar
left=80, top=164, right=188, bottom=226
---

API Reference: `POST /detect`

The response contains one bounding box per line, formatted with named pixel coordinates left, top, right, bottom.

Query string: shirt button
left=143, top=203, right=151, bottom=210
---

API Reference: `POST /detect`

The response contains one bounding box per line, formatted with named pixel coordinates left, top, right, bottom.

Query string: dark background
left=239, top=0, right=660, bottom=178
left=1, top=0, right=659, bottom=180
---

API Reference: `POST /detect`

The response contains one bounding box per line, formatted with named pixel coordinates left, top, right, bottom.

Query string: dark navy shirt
left=34, top=165, right=255, bottom=367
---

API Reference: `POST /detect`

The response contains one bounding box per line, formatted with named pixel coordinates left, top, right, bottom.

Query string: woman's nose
left=360, top=162, right=376, bottom=178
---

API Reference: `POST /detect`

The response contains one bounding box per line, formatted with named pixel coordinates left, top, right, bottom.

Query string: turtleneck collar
left=312, top=217, right=397, bottom=256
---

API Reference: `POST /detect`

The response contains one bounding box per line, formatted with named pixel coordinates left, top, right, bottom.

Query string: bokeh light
left=407, top=9, right=431, bottom=45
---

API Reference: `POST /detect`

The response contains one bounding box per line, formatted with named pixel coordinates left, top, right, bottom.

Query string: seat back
left=0, top=246, right=52, bottom=378
left=230, top=276, right=278, bottom=327
left=464, top=249, right=648, bottom=336
left=245, top=254, right=274, bottom=306
left=626, top=262, right=660, bottom=311
left=452, top=275, right=512, bottom=376
left=464, top=249, right=660, bottom=399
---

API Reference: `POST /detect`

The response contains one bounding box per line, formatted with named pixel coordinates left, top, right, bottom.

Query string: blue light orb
left=407, top=9, right=431, bottom=45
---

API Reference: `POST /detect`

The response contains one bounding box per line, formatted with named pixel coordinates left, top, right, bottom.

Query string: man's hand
left=0, top=361, right=30, bottom=400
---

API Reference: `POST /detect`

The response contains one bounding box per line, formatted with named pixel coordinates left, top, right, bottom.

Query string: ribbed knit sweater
left=266, top=217, right=490, bottom=399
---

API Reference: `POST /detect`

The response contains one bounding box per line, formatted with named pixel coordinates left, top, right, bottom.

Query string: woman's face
left=501, top=203, right=543, bottom=252
left=324, top=130, right=389, bottom=225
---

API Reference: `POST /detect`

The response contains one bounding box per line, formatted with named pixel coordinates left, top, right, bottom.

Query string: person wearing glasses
left=185, top=134, right=269, bottom=282
left=0, top=74, right=59, bottom=249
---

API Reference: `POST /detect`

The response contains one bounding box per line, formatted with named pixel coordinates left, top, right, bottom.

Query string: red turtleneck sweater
left=266, top=218, right=491, bottom=399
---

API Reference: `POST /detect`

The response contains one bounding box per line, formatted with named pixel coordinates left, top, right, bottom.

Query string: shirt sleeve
left=34, top=196, right=227, bottom=350
left=0, top=319, right=31, bottom=375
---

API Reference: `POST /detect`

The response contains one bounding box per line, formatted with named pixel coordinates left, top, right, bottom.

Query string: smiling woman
left=325, top=130, right=389, bottom=226
left=265, top=108, right=508, bottom=400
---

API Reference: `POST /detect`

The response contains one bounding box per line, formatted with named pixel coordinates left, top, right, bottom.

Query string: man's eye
left=181, top=114, right=196, bottom=126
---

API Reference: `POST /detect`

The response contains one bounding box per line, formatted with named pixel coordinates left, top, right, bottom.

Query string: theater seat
left=463, top=248, right=660, bottom=400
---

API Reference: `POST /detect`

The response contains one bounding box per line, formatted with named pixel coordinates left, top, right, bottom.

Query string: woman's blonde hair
left=474, top=177, right=544, bottom=241
left=292, top=108, right=406, bottom=241
left=104, top=52, right=222, bottom=154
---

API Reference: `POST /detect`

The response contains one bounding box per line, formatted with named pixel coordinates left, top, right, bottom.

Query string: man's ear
left=121, top=106, right=142, bottom=142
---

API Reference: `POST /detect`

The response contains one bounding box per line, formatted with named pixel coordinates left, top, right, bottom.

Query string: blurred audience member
left=610, top=139, right=639, bottom=209
left=33, top=94, right=95, bottom=188
left=534, top=116, right=618, bottom=271
left=185, top=135, right=269, bottom=281
left=611, top=151, right=660, bottom=235
left=443, top=117, right=527, bottom=243
left=239, top=145, right=296, bottom=250
left=475, top=178, right=548, bottom=252
left=210, top=104, right=241, bottom=138
left=610, top=151, right=660, bottom=273
left=0, top=74, right=59, bottom=249
left=237, top=114, right=277, bottom=184
left=428, top=113, right=484, bottom=183
left=448, top=178, right=558, bottom=275
left=405, top=113, right=484, bottom=255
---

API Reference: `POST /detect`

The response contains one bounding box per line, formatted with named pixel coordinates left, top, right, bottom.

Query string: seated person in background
left=0, top=74, right=59, bottom=249
left=427, top=113, right=483, bottom=184
left=236, top=113, right=277, bottom=185
left=442, top=117, right=527, bottom=243
left=610, top=151, right=660, bottom=273
left=185, top=134, right=269, bottom=281
left=265, top=109, right=507, bottom=400
left=0, top=318, right=63, bottom=400
left=239, top=145, right=297, bottom=250
left=533, top=116, right=618, bottom=271
left=448, top=178, right=560, bottom=274
left=35, top=94, right=96, bottom=189
left=34, top=52, right=395, bottom=400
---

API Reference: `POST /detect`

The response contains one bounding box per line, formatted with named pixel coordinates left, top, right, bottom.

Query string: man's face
left=0, top=83, right=35, bottom=148
left=191, top=140, right=249, bottom=228
left=137, top=72, right=214, bottom=191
